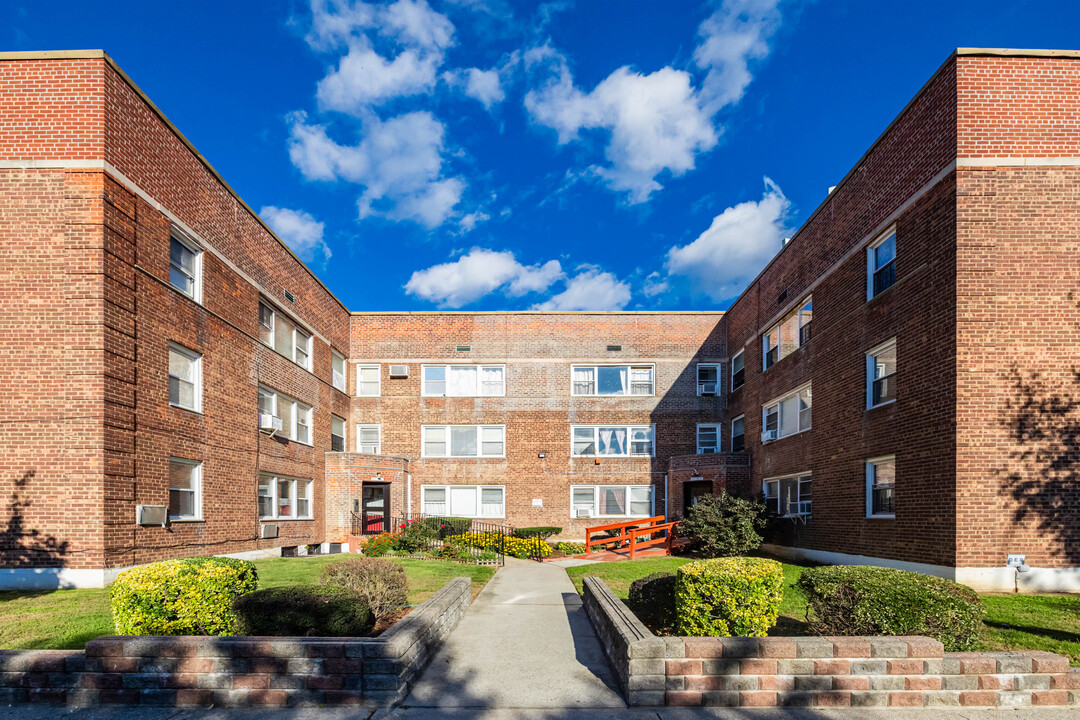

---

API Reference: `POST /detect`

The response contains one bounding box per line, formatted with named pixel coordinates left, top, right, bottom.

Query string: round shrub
left=680, top=492, right=766, bottom=557
left=320, top=558, right=408, bottom=621
left=628, top=572, right=677, bottom=630
left=797, top=565, right=984, bottom=651
left=233, top=586, right=374, bottom=637
left=111, top=556, right=258, bottom=636
left=675, top=557, right=784, bottom=637
left=556, top=541, right=587, bottom=555
left=514, top=526, right=561, bottom=540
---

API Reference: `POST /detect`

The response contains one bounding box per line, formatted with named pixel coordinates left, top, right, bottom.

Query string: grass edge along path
left=0, top=556, right=495, bottom=650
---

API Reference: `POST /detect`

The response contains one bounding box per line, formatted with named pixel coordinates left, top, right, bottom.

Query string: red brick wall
left=324, top=454, right=408, bottom=543
left=666, top=453, right=751, bottom=520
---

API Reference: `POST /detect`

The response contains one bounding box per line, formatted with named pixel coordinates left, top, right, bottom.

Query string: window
left=570, top=485, right=653, bottom=518
left=331, top=415, right=346, bottom=452
left=868, top=230, right=897, bottom=299
left=332, top=351, right=347, bottom=392
left=763, top=296, right=812, bottom=370
left=697, top=424, right=720, bottom=454
left=357, top=365, right=380, bottom=397
left=421, top=485, right=504, bottom=518
left=258, top=474, right=313, bottom=520
left=731, top=351, right=745, bottom=391
left=697, top=363, right=720, bottom=396
left=731, top=415, right=745, bottom=452
left=168, top=458, right=201, bottom=521
left=257, top=386, right=312, bottom=444
left=571, top=365, right=654, bottom=396
left=763, top=474, right=812, bottom=517
left=571, top=425, right=654, bottom=457
left=867, top=339, right=897, bottom=408
left=168, top=343, right=201, bottom=412
left=258, top=301, right=312, bottom=370
left=866, top=456, right=895, bottom=517
left=422, top=425, right=505, bottom=458
left=357, top=424, right=381, bottom=454
left=169, top=232, right=201, bottom=301
left=421, top=365, right=505, bottom=397
left=762, top=384, right=811, bottom=442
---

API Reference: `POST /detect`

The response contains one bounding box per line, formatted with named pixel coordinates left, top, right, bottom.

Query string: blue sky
left=6, top=1, right=1079, bottom=311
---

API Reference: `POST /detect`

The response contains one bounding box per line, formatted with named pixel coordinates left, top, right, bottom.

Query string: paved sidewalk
left=403, top=557, right=624, bottom=709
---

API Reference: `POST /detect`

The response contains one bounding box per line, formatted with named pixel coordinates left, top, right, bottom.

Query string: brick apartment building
left=0, top=48, right=1077, bottom=592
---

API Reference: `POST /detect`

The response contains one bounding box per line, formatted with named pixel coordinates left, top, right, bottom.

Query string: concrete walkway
left=403, top=557, right=625, bottom=709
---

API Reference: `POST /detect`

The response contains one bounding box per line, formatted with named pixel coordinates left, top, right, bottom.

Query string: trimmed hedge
left=320, top=558, right=407, bottom=621
left=679, top=492, right=766, bottom=557
left=628, top=572, right=677, bottom=630
left=675, top=557, right=784, bottom=637
left=798, top=565, right=984, bottom=651
left=233, top=586, right=374, bottom=637
left=111, top=557, right=258, bottom=636
left=513, top=526, right=561, bottom=540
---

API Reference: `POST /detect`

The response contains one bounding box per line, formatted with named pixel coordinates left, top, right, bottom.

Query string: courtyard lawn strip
left=0, top=557, right=495, bottom=650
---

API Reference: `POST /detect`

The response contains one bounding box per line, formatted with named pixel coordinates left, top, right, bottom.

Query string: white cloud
left=318, top=46, right=441, bottom=111
left=532, top=267, right=632, bottom=311
left=287, top=110, right=464, bottom=228
left=642, top=272, right=669, bottom=298
left=665, top=178, right=789, bottom=302
left=694, top=0, right=782, bottom=114
left=462, top=67, right=505, bottom=108
left=404, top=248, right=564, bottom=307
left=260, top=206, right=331, bottom=263
left=458, top=210, right=491, bottom=233
left=308, top=0, right=453, bottom=52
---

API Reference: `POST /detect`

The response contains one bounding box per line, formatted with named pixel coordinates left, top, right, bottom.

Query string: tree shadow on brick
left=1000, top=366, right=1080, bottom=565
left=1, top=470, right=71, bottom=581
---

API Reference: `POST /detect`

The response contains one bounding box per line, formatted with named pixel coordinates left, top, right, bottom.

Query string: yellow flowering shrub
left=675, top=557, right=783, bottom=637
left=444, top=532, right=552, bottom=558
left=111, top=557, right=258, bottom=636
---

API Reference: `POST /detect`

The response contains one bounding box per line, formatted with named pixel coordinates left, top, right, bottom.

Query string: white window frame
left=331, top=350, right=347, bottom=393
left=570, top=364, right=655, bottom=397
left=257, top=385, right=312, bottom=445
left=258, top=301, right=313, bottom=371
left=866, top=455, right=896, bottom=518
left=696, top=423, right=721, bottom=454
left=357, top=424, right=382, bottom=454
left=168, top=230, right=203, bottom=303
left=331, top=414, right=346, bottom=452
left=866, top=338, right=897, bottom=410
left=357, top=364, right=381, bottom=397
left=763, top=472, right=812, bottom=518
left=168, top=342, right=202, bottom=413
left=168, top=457, right=202, bottom=521
left=762, top=295, right=812, bottom=371
left=730, top=415, right=745, bottom=452
left=570, top=424, right=655, bottom=458
left=867, top=228, right=897, bottom=300
left=421, top=425, right=506, bottom=458
left=421, top=484, right=505, bottom=518
left=570, top=485, right=654, bottom=519
left=696, top=363, right=720, bottom=396
left=731, top=350, right=745, bottom=391
left=258, top=473, right=314, bottom=520
left=421, top=364, right=506, bottom=397
left=761, top=382, right=812, bottom=443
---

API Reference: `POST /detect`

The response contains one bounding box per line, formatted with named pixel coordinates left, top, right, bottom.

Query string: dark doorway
left=361, top=483, right=390, bottom=534
left=683, top=480, right=712, bottom=516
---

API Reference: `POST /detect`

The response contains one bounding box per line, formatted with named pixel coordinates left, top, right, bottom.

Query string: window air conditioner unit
left=389, top=364, right=409, bottom=378
left=761, top=429, right=778, bottom=443
left=576, top=508, right=592, bottom=518
left=798, top=501, right=812, bottom=516
left=259, top=413, right=283, bottom=433
left=261, top=524, right=279, bottom=539
left=699, top=383, right=717, bottom=396
left=136, top=505, right=168, bottom=527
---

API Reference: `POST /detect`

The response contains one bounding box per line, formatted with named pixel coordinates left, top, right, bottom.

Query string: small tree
left=680, top=492, right=766, bottom=557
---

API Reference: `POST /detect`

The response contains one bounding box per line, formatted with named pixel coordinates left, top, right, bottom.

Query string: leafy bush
left=445, top=532, right=552, bottom=558
left=628, top=572, right=677, bottom=629
left=233, top=586, right=374, bottom=637
left=798, top=565, right=984, bottom=651
left=675, top=557, right=783, bottom=637
left=361, top=532, right=395, bottom=556
left=514, top=526, right=561, bottom=540
left=556, top=541, right=587, bottom=555
left=111, top=557, right=258, bottom=636
left=320, top=558, right=408, bottom=621
left=417, top=516, right=472, bottom=535
left=394, top=519, right=438, bottom=553
left=680, top=492, right=766, bottom=557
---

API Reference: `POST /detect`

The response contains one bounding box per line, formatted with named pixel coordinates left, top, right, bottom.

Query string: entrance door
left=362, top=484, right=389, bottom=534
left=683, top=480, right=712, bottom=516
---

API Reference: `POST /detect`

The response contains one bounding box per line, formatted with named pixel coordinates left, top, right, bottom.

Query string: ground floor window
left=571, top=485, right=653, bottom=519
left=421, top=485, right=504, bottom=518
left=168, top=457, right=202, bottom=521
left=763, top=474, right=811, bottom=517
left=866, top=455, right=895, bottom=517
left=258, top=473, right=313, bottom=520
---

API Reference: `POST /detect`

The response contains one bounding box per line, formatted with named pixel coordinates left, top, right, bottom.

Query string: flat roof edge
left=956, top=47, right=1080, bottom=58
left=349, top=310, right=725, bottom=316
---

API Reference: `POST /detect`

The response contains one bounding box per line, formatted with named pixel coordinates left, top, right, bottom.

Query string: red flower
left=399, top=523, right=407, bottom=529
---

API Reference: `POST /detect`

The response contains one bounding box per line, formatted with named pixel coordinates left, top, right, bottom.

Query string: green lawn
left=564, top=557, right=1079, bottom=663
left=0, top=557, right=494, bottom=650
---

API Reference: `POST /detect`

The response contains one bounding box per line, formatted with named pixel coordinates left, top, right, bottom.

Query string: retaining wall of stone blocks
left=582, top=576, right=1080, bottom=708
left=0, top=576, right=470, bottom=707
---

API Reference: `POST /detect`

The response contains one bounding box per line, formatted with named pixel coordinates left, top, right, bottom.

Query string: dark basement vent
left=284, top=289, right=296, bottom=303
left=606, top=345, right=622, bottom=351
left=456, top=345, right=471, bottom=352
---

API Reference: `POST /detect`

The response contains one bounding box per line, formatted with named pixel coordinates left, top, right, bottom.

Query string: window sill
left=572, top=456, right=655, bottom=460
left=421, top=456, right=507, bottom=460
left=167, top=282, right=202, bottom=306
left=169, top=403, right=203, bottom=415
left=761, top=427, right=811, bottom=445
left=867, top=514, right=896, bottom=520
left=169, top=517, right=204, bottom=523
left=259, top=517, right=315, bottom=522
left=867, top=399, right=897, bottom=411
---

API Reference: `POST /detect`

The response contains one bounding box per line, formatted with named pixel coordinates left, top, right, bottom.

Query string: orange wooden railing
left=584, top=515, right=680, bottom=558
